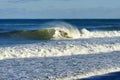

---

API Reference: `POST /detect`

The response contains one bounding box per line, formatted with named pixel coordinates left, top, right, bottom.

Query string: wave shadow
left=80, top=71, right=120, bottom=80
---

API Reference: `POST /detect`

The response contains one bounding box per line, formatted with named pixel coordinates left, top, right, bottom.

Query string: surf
left=0, top=22, right=81, bottom=40
left=1, top=21, right=120, bottom=40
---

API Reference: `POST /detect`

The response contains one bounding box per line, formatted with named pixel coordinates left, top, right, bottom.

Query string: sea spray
left=51, top=22, right=81, bottom=39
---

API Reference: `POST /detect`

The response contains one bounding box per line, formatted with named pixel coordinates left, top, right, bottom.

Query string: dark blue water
left=0, top=19, right=120, bottom=31
left=80, top=71, right=120, bottom=80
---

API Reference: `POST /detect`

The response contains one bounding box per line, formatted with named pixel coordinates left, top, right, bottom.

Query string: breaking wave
left=0, top=22, right=81, bottom=40
left=1, top=21, right=120, bottom=40
left=79, top=28, right=120, bottom=38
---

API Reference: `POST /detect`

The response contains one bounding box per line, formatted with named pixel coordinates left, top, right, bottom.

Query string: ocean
left=1, top=19, right=120, bottom=41
left=0, top=19, right=120, bottom=80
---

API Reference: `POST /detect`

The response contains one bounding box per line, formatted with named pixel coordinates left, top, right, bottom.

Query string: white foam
left=0, top=37, right=120, bottom=59
left=0, top=48, right=120, bottom=80
left=79, top=28, right=120, bottom=38
left=0, top=37, right=120, bottom=79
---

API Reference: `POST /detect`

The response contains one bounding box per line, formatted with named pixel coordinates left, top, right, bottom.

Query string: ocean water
left=0, top=19, right=120, bottom=80
left=81, top=71, right=120, bottom=80
left=0, top=19, right=120, bottom=41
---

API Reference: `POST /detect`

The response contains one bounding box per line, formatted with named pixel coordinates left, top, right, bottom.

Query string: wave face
left=0, top=22, right=81, bottom=40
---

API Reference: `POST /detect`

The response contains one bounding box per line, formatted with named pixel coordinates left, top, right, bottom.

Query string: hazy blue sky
left=0, top=0, right=120, bottom=18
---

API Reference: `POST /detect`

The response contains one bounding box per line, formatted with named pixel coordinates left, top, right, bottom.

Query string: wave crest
left=51, top=22, right=81, bottom=40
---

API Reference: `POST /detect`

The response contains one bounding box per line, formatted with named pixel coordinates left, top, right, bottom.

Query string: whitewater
left=0, top=20, right=120, bottom=80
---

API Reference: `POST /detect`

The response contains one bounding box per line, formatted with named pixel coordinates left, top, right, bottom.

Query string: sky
left=0, top=0, right=120, bottom=19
